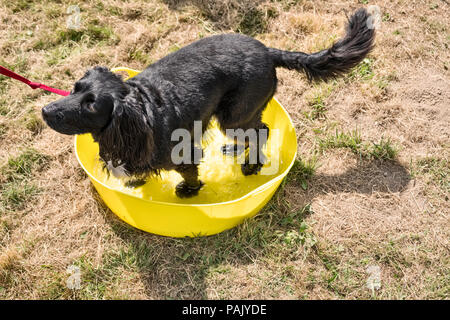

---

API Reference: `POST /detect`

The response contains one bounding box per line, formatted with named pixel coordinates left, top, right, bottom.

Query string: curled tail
left=268, top=8, right=376, bottom=81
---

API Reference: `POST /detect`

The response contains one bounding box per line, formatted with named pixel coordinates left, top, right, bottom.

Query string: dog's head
left=42, top=66, right=128, bottom=135
left=43, top=66, right=155, bottom=175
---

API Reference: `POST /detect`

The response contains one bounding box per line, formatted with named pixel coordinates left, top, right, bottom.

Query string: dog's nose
left=42, top=105, right=64, bottom=121
left=41, top=106, right=50, bottom=120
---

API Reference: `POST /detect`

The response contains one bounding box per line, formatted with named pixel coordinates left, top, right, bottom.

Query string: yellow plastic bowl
left=74, top=67, right=297, bottom=237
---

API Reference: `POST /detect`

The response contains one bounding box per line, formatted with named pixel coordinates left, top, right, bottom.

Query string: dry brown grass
left=0, top=0, right=448, bottom=299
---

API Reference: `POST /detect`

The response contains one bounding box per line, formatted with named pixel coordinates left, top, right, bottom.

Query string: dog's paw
left=175, top=180, right=204, bottom=198
left=221, top=144, right=245, bottom=156
left=241, top=163, right=263, bottom=176
left=125, top=179, right=147, bottom=188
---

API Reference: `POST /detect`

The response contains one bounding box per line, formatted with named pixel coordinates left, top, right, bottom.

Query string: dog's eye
left=83, top=100, right=96, bottom=112
left=84, top=102, right=96, bottom=112
left=82, top=94, right=96, bottom=112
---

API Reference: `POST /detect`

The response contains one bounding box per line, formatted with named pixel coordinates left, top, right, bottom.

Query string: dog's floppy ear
left=93, top=95, right=155, bottom=174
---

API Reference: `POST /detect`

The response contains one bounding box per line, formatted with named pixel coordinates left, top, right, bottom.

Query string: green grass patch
left=349, top=58, right=375, bottom=81
left=275, top=223, right=316, bottom=249
left=0, top=102, right=10, bottom=116
left=46, top=46, right=72, bottom=66
left=280, top=204, right=314, bottom=227
left=369, top=138, right=398, bottom=160
left=38, top=273, right=68, bottom=299
left=304, top=87, right=333, bottom=121
left=276, top=205, right=317, bottom=249
left=318, top=129, right=363, bottom=153
left=0, top=123, right=7, bottom=138
left=102, top=242, right=156, bottom=273
left=382, top=12, right=393, bottom=23
left=272, top=0, right=303, bottom=10
left=236, top=8, right=268, bottom=36
left=1, top=182, right=39, bottom=211
left=66, top=243, right=156, bottom=299
left=71, top=256, right=108, bottom=299
left=0, top=56, right=29, bottom=75
left=36, top=22, right=120, bottom=52
left=0, top=149, right=48, bottom=212
left=318, top=129, right=398, bottom=160
left=31, top=39, right=48, bottom=51
left=287, top=157, right=319, bottom=190
left=168, top=44, right=181, bottom=53
left=23, top=112, right=45, bottom=135
left=236, top=200, right=316, bottom=258
left=5, top=0, right=33, bottom=13
left=105, top=5, right=123, bottom=17
left=375, top=77, right=390, bottom=90
left=414, top=157, right=449, bottom=192
left=309, top=95, right=327, bottom=120
left=57, top=23, right=119, bottom=46
left=2, top=148, right=50, bottom=182
left=126, top=46, right=152, bottom=65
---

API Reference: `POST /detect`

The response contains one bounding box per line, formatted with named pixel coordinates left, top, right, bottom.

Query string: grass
left=126, top=45, right=152, bottom=65
left=0, top=247, right=21, bottom=287
left=1, top=182, right=39, bottom=211
left=38, top=199, right=316, bottom=299
left=303, top=83, right=337, bottom=121
left=0, top=102, right=10, bottom=116
left=236, top=7, right=268, bottom=36
left=369, top=137, right=398, bottom=160
left=287, top=157, right=319, bottom=190
left=5, top=0, right=33, bottom=13
left=0, top=0, right=448, bottom=300
left=22, top=111, right=45, bottom=135
left=0, top=149, right=49, bottom=212
left=0, top=57, right=29, bottom=75
left=305, top=94, right=327, bottom=120
left=0, top=123, right=6, bottom=138
left=56, top=24, right=119, bottom=47
left=414, top=157, right=449, bottom=193
left=2, top=148, right=49, bottom=180
left=318, top=130, right=398, bottom=160
left=349, top=58, right=375, bottom=81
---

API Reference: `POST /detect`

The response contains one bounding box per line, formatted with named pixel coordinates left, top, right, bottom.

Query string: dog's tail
left=268, top=8, right=375, bottom=81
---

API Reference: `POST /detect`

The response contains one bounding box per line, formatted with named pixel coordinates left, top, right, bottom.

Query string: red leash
left=0, top=65, right=70, bottom=96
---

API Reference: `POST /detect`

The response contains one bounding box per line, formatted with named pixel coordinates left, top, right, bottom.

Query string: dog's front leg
left=175, top=164, right=204, bottom=198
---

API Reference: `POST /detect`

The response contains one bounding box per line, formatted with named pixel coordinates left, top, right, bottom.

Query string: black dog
left=42, top=8, right=375, bottom=198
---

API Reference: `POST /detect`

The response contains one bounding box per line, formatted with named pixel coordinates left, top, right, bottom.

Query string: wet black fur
left=42, top=8, right=375, bottom=197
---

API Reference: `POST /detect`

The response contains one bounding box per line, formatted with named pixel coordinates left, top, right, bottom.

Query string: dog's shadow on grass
left=92, top=158, right=411, bottom=299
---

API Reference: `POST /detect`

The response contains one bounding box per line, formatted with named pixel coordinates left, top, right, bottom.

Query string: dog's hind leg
left=216, top=73, right=276, bottom=162
left=216, top=97, right=272, bottom=175
left=241, top=122, right=269, bottom=176
left=175, top=164, right=204, bottom=198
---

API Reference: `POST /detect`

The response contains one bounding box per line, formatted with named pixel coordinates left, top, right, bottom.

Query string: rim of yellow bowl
left=74, top=73, right=297, bottom=207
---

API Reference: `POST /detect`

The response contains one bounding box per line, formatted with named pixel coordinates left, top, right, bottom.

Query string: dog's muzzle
left=42, top=104, right=65, bottom=123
